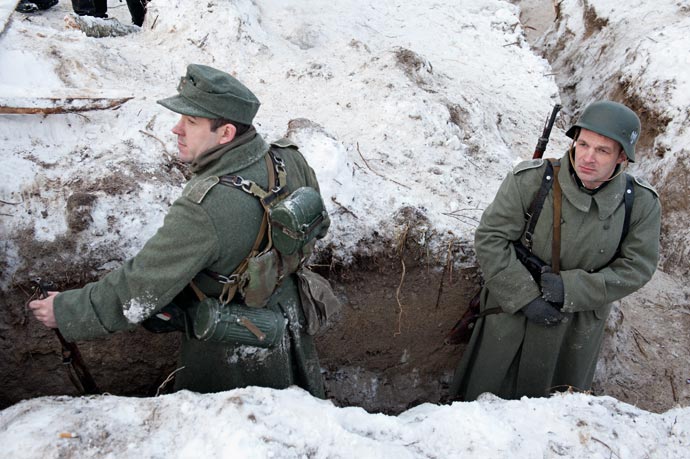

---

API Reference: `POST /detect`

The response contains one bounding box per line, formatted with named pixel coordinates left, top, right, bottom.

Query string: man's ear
left=616, top=149, right=628, bottom=164
left=218, top=123, right=237, bottom=145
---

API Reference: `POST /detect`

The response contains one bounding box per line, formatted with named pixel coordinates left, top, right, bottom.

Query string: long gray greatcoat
left=54, top=129, right=326, bottom=397
left=450, top=151, right=660, bottom=401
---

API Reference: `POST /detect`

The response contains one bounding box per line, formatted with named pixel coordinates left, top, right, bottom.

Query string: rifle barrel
left=533, top=103, right=562, bottom=159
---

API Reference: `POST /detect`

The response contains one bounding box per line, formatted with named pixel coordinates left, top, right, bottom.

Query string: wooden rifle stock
left=32, top=278, right=100, bottom=395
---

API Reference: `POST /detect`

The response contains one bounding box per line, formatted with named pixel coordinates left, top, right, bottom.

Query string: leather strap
left=189, top=281, right=207, bottom=301
left=524, top=160, right=554, bottom=250
left=551, top=163, right=562, bottom=274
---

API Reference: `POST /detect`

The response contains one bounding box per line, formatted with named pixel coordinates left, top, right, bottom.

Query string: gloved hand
left=541, top=272, right=564, bottom=306
left=521, top=297, right=564, bottom=326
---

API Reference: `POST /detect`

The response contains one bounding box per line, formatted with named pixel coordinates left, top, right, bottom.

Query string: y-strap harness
left=203, top=149, right=289, bottom=304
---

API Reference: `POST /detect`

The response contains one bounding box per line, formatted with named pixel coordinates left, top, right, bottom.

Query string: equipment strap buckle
left=217, top=273, right=240, bottom=285
left=238, top=316, right=267, bottom=342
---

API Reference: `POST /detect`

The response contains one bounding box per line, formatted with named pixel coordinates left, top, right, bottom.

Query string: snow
left=0, top=0, right=565, bottom=272
left=1, top=388, right=688, bottom=459
left=122, top=294, right=156, bottom=323
left=1, top=0, right=689, bottom=457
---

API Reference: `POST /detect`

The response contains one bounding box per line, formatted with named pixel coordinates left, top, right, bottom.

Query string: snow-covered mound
left=0, top=0, right=560, bottom=283
left=1, top=387, right=688, bottom=459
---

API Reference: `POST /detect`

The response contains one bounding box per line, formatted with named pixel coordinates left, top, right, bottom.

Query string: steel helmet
left=566, top=101, right=641, bottom=162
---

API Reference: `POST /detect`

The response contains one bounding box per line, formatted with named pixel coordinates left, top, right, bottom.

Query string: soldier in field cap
left=29, top=64, right=331, bottom=398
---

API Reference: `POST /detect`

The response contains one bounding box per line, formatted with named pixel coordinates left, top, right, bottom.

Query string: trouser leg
left=71, top=0, right=107, bottom=18
left=126, top=0, right=147, bottom=26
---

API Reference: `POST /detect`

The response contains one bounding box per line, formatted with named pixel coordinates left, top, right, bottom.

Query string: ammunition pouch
left=296, top=268, right=341, bottom=335
left=188, top=297, right=287, bottom=348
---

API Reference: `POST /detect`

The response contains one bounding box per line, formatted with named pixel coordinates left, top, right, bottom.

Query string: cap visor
left=157, top=95, right=219, bottom=118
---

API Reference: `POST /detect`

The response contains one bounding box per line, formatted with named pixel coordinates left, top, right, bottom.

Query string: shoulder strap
left=524, top=160, right=555, bottom=250
left=608, top=174, right=634, bottom=264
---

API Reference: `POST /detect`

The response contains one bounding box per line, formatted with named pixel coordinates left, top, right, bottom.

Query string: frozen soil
left=4, top=235, right=688, bottom=415
left=594, top=271, right=690, bottom=413
left=316, top=259, right=479, bottom=414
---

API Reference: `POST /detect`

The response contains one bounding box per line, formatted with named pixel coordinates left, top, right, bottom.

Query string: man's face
left=171, top=115, right=225, bottom=163
left=573, top=128, right=627, bottom=189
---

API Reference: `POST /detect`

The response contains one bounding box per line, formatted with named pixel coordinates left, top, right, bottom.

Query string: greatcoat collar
left=558, top=151, right=627, bottom=221
left=190, top=127, right=269, bottom=176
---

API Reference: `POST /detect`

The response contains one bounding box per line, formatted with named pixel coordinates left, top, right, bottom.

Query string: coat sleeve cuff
left=54, top=287, right=110, bottom=341
left=484, top=259, right=541, bottom=314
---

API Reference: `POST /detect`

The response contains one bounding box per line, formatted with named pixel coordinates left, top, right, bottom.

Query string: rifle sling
left=551, top=163, right=562, bottom=274
left=54, top=329, right=100, bottom=394
left=611, top=174, right=634, bottom=264
left=524, top=160, right=555, bottom=249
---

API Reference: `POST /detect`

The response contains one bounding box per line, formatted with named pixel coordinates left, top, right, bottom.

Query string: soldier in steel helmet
left=28, top=64, right=331, bottom=398
left=449, top=100, right=661, bottom=401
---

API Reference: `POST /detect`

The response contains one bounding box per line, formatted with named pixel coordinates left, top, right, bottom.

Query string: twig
left=394, top=224, right=409, bottom=337
left=139, top=130, right=171, bottom=156
left=465, top=158, right=482, bottom=169
left=502, top=41, right=521, bottom=47
left=156, top=366, right=186, bottom=396
left=435, top=239, right=455, bottom=309
left=591, top=437, right=621, bottom=459
left=331, top=196, right=358, bottom=219
left=666, top=369, right=678, bottom=403
left=0, top=198, right=23, bottom=205
left=631, top=326, right=651, bottom=344
left=442, top=211, right=481, bottom=226
left=631, top=330, right=648, bottom=358
left=356, top=143, right=411, bottom=189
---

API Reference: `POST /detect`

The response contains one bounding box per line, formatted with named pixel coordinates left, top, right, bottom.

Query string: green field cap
left=158, top=64, right=260, bottom=125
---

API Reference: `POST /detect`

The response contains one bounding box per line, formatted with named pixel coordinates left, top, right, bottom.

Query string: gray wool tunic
left=55, top=131, right=326, bottom=397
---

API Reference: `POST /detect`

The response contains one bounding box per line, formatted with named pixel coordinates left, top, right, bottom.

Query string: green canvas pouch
left=295, top=268, right=342, bottom=335
left=241, top=249, right=280, bottom=308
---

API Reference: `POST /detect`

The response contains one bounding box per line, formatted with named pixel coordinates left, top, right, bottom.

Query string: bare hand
left=29, top=291, right=59, bottom=328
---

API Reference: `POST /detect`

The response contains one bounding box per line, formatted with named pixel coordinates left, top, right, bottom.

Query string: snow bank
left=0, top=0, right=561, bottom=287
left=1, top=387, right=687, bottom=458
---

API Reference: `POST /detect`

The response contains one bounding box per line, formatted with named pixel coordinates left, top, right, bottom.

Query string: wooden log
left=0, top=96, right=133, bottom=115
